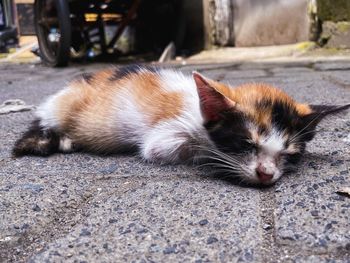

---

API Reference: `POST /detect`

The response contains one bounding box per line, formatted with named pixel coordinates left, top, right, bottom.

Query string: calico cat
left=13, top=66, right=350, bottom=185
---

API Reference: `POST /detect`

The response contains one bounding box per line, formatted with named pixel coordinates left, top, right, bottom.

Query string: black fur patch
left=282, top=151, right=304, bottom=174
left=310, top=104, right=350, bottom=115
left=81, top=72, right=94, bottom=84
left=269, top=100, right=299, bottom=133
left=255, top=99, right=272, bottom=112
left=205, top=111, right=255, bottom=154
left=12, top=120, right=60, bottom=157
left=108, top=65, right=158, bottom=81
left=257, top=99, right=312, bottom=143
left=257, top=99, right=316, bottom=145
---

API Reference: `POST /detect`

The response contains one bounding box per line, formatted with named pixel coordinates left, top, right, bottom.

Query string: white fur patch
left=260, top=129, right=285, bottom=155
left=106, top=70, right=208, bottom=158
left=159, top=69, right=204, bottom=123
left=286, top=143, right=299, bottom=154
left=140, top=113, right=210, bottom=163
left=59, top=137, right=73, bottom=152
left=159, top=70, right=196, bottom=94
left=38, top=139, right=49, bottom=146
left=36, top=88, right=69, bottom=129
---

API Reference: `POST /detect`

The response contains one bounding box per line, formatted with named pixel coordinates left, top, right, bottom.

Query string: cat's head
left=193, top=72, right=350, bottom=185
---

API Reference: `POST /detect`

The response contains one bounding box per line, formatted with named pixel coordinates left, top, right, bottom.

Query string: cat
left=12, top=65, right=350, bottom=185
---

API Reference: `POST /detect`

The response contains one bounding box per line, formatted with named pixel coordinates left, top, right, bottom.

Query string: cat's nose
left=256, top=164, right=274, bottom=183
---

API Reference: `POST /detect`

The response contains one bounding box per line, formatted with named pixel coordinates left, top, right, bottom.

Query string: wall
left=205, top=0, right=310, bottom=47
left=15, top=0, right=34, bottom=35
left=233, top=0, right=309, bottom=47
left=316, top=0, right=350, bottom=48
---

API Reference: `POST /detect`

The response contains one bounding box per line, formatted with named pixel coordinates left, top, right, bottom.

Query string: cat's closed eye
left=244, top=140, right=259, bottom=152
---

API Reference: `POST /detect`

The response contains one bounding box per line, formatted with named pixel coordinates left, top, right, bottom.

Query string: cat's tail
left=12, top=119, right=61, bottom=157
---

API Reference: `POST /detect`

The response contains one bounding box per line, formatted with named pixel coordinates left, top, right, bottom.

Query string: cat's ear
left=298, top=103, right=350, bottom=141
left=193, top=72, right=235, bottom=122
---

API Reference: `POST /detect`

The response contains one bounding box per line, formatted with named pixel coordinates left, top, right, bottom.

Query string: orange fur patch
left=55, top=78, right=116, bottom=148
left=207, top=81, right=311, bottom=128
left=295, top=103, right=312, bottom=116
left=79, top=69, right=115, bottom=88
left=126, top=72, right=184, bottom=125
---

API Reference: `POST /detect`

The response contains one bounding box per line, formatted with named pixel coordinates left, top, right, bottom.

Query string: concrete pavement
left=0, top=60, right=349, bottom=262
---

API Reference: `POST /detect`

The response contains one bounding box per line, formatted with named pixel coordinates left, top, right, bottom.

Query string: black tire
left=174, top=0, right=186, bottom=50
left=34, top=0, right=71, bottom=67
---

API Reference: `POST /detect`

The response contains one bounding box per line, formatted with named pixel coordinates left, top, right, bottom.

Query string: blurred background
left=0, top=0, right=349, bottom=66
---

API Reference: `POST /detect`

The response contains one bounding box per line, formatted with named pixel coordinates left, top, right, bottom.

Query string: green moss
left=317, top=0, right=350, bottom=21
left=337, top=22, right=350, bottom=32
left=296, top=41, right=316, bottom=51
left=325, top=47, right=341, bottom=52
left=8, top=48, right=16, bottom=54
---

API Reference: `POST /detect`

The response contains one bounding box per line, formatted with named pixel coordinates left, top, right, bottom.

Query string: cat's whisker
left=289, top=129, right=322, bottom=144
left=196, top=150, right=251, bottom=176
left=195, top=147, right=239, bottom=161
left=289, top=111, right=326, bottom=143
left=205, top=155, right=245, bottom=169
left=216, top=169, right=251, bottom=185
left=207, top=154, right=252, bottom=175
left=198, top=162, right=232, bottom=169
left=199, top=147, right=246, bottom=163
left=201, top=160, right=246, bottom=173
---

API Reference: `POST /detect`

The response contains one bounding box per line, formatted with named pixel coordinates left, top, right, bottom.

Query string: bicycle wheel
left=34, top=0, right=71, bottom=67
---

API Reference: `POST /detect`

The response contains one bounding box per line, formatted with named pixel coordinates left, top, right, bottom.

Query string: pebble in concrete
left=29, top=180, right=262, bottom=262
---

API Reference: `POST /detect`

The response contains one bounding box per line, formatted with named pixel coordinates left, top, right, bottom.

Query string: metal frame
left=34, top=0, right=141, bottom=66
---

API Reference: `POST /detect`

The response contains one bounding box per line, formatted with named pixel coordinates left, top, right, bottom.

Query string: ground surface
left=0, top=60, right=349, bottom=263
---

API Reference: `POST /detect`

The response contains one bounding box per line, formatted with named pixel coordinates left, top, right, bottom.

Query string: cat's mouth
left=256, top=170, right=274, bottom=184
left=253, top=161, right=281, bottom=185
left=210, top=168, right=279, bottom=186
